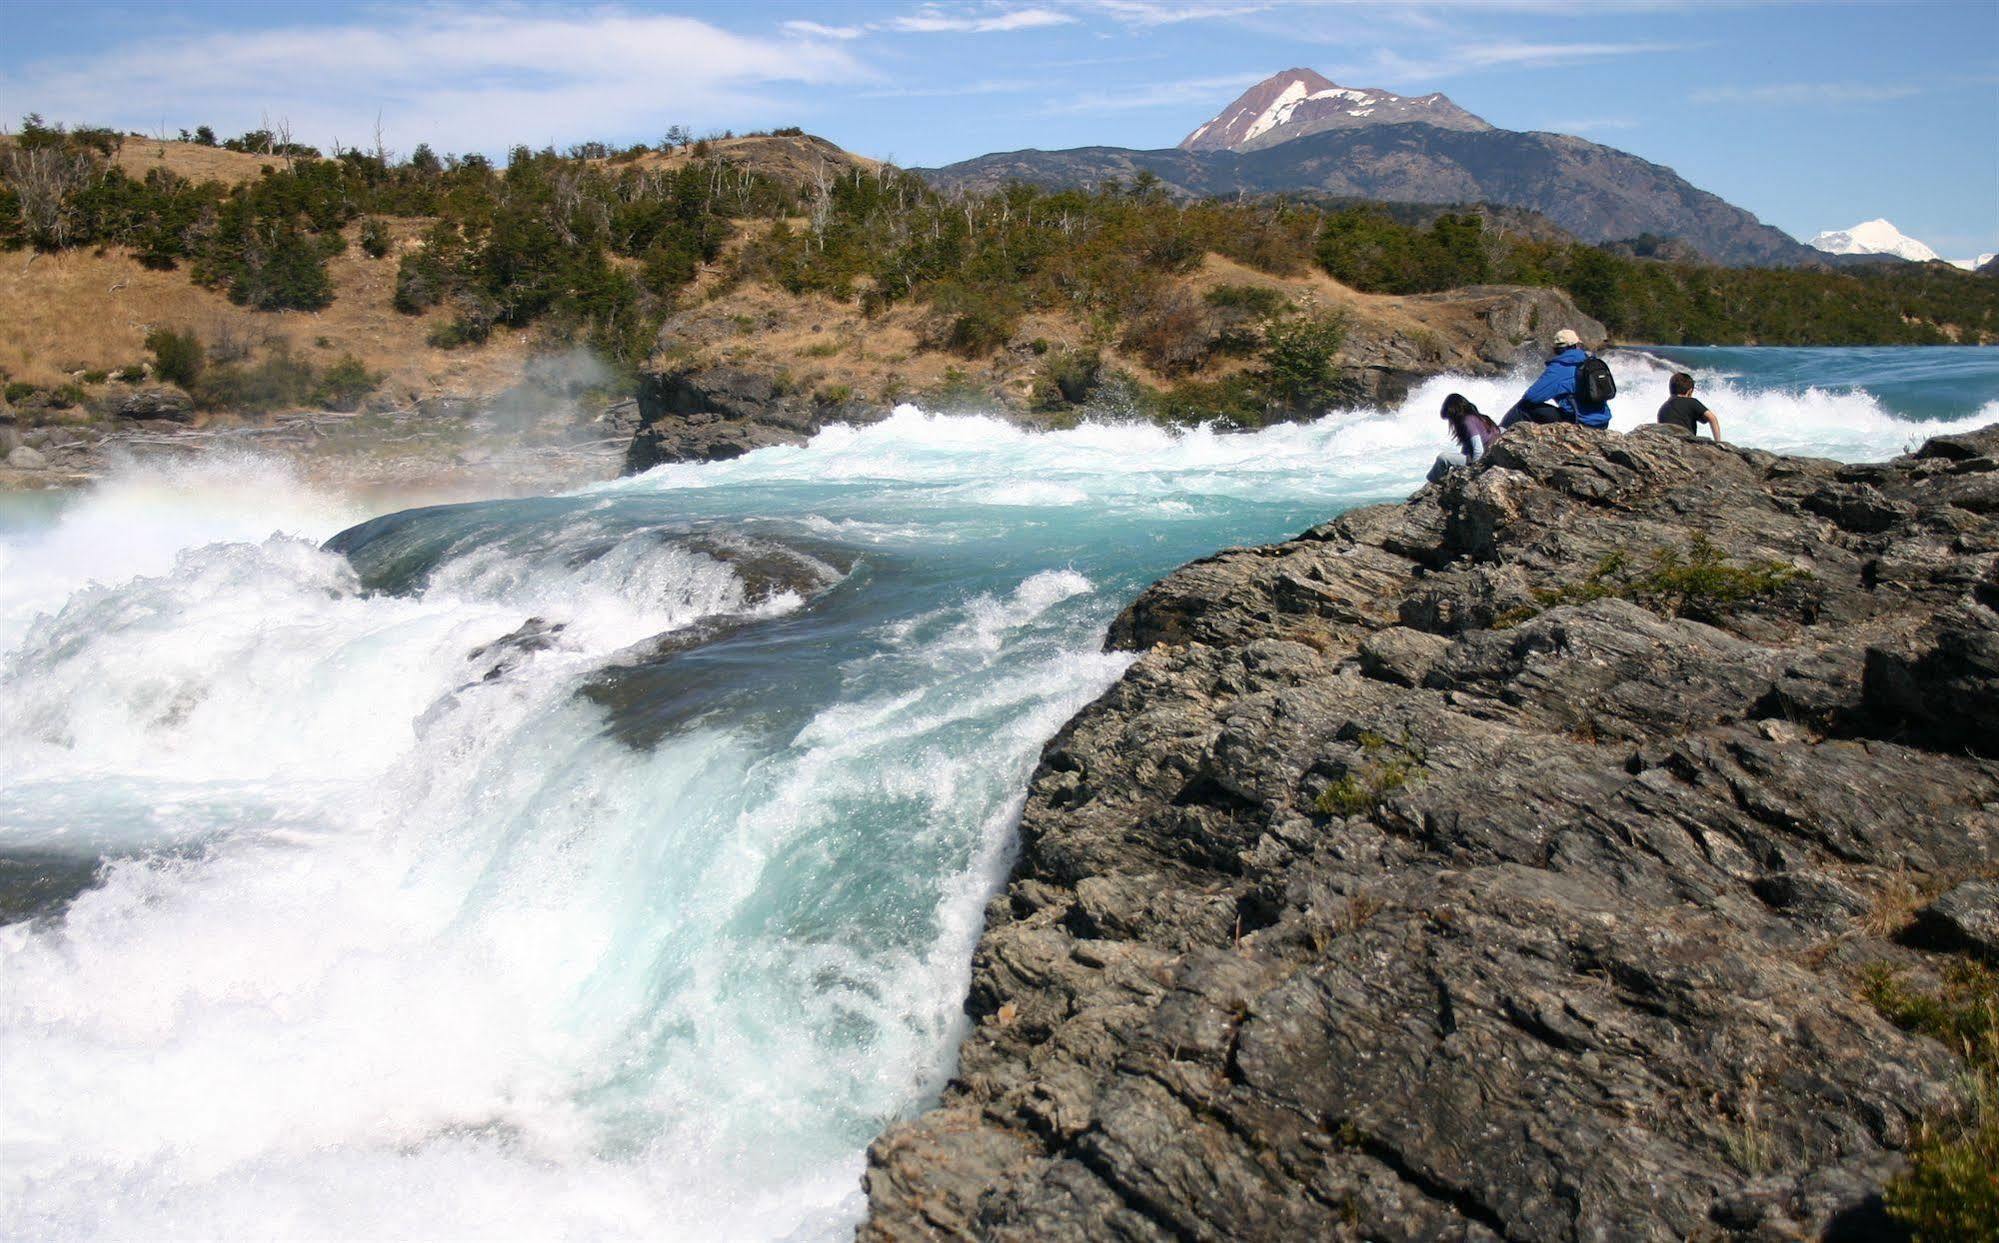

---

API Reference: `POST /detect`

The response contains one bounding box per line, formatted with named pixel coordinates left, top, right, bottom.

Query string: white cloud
left=783, top=20, right=864, bottom=40
left=1691, top=81, right=1923, bottom=105
left=881, top=6, right=1078, bottom=33
left=1081, top=0, right=1276, bottom=24
left=1354, top=39, right=1687, bottom=83
left=0, top=7, right=869, bottom=156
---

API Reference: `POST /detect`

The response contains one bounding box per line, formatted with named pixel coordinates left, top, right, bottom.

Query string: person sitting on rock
left=1501, top=328, right=1612, bottom=429
left=1426, top=392, right=1501, bottom=482
left=1656, top=371, right=1723, bottom=441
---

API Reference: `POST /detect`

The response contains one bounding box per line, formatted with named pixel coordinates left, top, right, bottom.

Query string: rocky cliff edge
left=860, top=422, right=1999, bottom=1240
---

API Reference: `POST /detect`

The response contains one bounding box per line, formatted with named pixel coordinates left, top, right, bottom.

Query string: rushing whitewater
left=2, top=353, right=1994, bottom=1241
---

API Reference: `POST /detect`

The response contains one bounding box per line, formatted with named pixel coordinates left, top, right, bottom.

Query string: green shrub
left=926, top=284, right=1021, bottom=358
left=426, top=318, right=488, bottom=349
left=1258, top=311, right=1347, bottom=415
left=113, top=364, right=146, bottom=383
left=80, top=369, right=108, bottom=384
left=1863, top=961, right=1998, bottom=1240
left=1204, top=284, right=1291, bottom=317
left=4, top=381, right=37, bottom=404
left=357, top=217, right=392, bottom=259
left=1497, top=537, right=1806, bottom=627
left=194, top=344, right=316, bottom=413
left=1315, top=730, right=1426, bottom=817
left=144, top=326, right=204, bottom=387
left=313, top=354, right=380, bottom=410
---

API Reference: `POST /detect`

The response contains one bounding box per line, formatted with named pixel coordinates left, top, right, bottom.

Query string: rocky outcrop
left=103, top=384, right=195, bottom=422
left=861, top=423, right=1999, bottom=1240
left=623, top=365, right=884, bottom=472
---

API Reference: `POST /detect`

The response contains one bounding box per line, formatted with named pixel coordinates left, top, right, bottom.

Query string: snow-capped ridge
left=1809, top=218, right=1941, bottom=264
left=1180, top=68, right=1491, bottom=153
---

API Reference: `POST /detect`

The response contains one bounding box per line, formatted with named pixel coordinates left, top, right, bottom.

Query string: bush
left=193, top=343, right=316, bottom=413
left=1204, top=284, right=1292, bottom=317
left=1496, top=537, right=1806, bottom=627
left=926, top=284, right=1020, bottom=358
left=113, top=364, right=146, bottom=383
left=314, top=354, right=380, bottom=410
left=426, top=318, right=489, bottom=349
left=3, top=381, right=36, bottom=404
left=145, top=326, right=205, bottom=387
left=1258, top=311, right=1348, bottom=415
left=1864, top=961, right=1998, bottom=1240
left=357, top=217, right=391, bottom=259
left=81, top=369, right=108, bottom=384
left=1122, top=284, right=1218, bottom=374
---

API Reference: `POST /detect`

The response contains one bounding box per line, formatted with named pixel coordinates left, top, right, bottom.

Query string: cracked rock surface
left=859, top=423, right=1999, bottom=1241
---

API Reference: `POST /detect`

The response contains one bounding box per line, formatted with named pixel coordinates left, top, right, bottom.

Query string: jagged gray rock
left=105, top=384, right=195, bottom=422
left=861, top=422, right=1999, bottom=1241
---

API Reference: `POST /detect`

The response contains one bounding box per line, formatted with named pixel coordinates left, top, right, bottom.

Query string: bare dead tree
left=807, top=159, right=835, bottom=251
left=3, top=144, right=100, bottom=249
left=273, top=115, right=297, bottom=172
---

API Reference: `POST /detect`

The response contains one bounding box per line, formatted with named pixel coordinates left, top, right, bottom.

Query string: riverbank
left=861, top=421, right=1999, bottom=1239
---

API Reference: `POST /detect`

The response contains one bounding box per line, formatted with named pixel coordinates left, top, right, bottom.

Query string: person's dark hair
left=1439, top=392, right=1486, bottom=456
left=1670, top=371, right=1695, bottom=396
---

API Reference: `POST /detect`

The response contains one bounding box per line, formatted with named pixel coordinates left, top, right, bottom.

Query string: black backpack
left=1576, top=355, right=1617, bottom=404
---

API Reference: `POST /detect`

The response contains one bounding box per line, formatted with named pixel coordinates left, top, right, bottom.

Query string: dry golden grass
left=600, top=134, right=881, bottom=186
left=0, top=136, right=276, bottom=187
left=110, top=139, right=277, bottom=187
left=0, top=218, right=526, bottom=402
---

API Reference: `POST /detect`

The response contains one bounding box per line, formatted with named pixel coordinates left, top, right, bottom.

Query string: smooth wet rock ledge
left=860, top=422, right=1999, bottom=1241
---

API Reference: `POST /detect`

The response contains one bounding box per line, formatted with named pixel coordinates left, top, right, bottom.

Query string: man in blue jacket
left=1501, top=328, right=1612, bottom=428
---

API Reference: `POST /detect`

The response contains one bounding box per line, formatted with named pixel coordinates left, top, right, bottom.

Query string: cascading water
left=2, top=350, right=1995, bottom=1241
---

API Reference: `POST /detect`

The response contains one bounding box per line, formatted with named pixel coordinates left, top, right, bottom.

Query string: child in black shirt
left=1657, top=372, right=1722, bottom=440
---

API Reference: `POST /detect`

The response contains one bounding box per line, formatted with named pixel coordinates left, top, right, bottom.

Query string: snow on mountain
left=1949, top=252, right=1998, bottom=271
left=1808, top=218, right=1941, bottom=263
left=1179, top=68, right=1490, bottom=153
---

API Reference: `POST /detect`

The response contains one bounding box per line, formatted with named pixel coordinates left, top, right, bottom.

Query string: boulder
left=1910, top=880, right=1999, bottom=962
left=623, top=365, right=886, bottom=472
left=5, top=444, right=49, bottom=470
left=107, top=384, right=195, bottom=422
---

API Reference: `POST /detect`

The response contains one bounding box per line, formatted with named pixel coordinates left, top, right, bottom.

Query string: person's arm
left=1521, top=362, right=1568, bottom=405
left=1704, top=410, right=1723, bottom=441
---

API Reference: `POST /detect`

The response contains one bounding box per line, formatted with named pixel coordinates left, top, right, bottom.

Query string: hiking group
left=1428, top=328, right=1723, bottom=482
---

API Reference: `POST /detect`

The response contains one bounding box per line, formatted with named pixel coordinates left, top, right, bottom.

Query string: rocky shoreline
left=0, top=391, right=640, bottom=497
left=860, top=423, right=1998, bottom=1239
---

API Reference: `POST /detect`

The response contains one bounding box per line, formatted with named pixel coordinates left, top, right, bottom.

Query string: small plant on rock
left=1863, top=960, right=1999, bottom=1240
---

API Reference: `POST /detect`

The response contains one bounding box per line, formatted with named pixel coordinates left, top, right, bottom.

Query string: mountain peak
left=1179, top=68, right=1491, bottom=153
left=1808, top=218, right=1940, bottom=263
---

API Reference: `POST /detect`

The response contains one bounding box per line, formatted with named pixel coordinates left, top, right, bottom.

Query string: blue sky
left=5, top=1, right=1995, bottom=257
